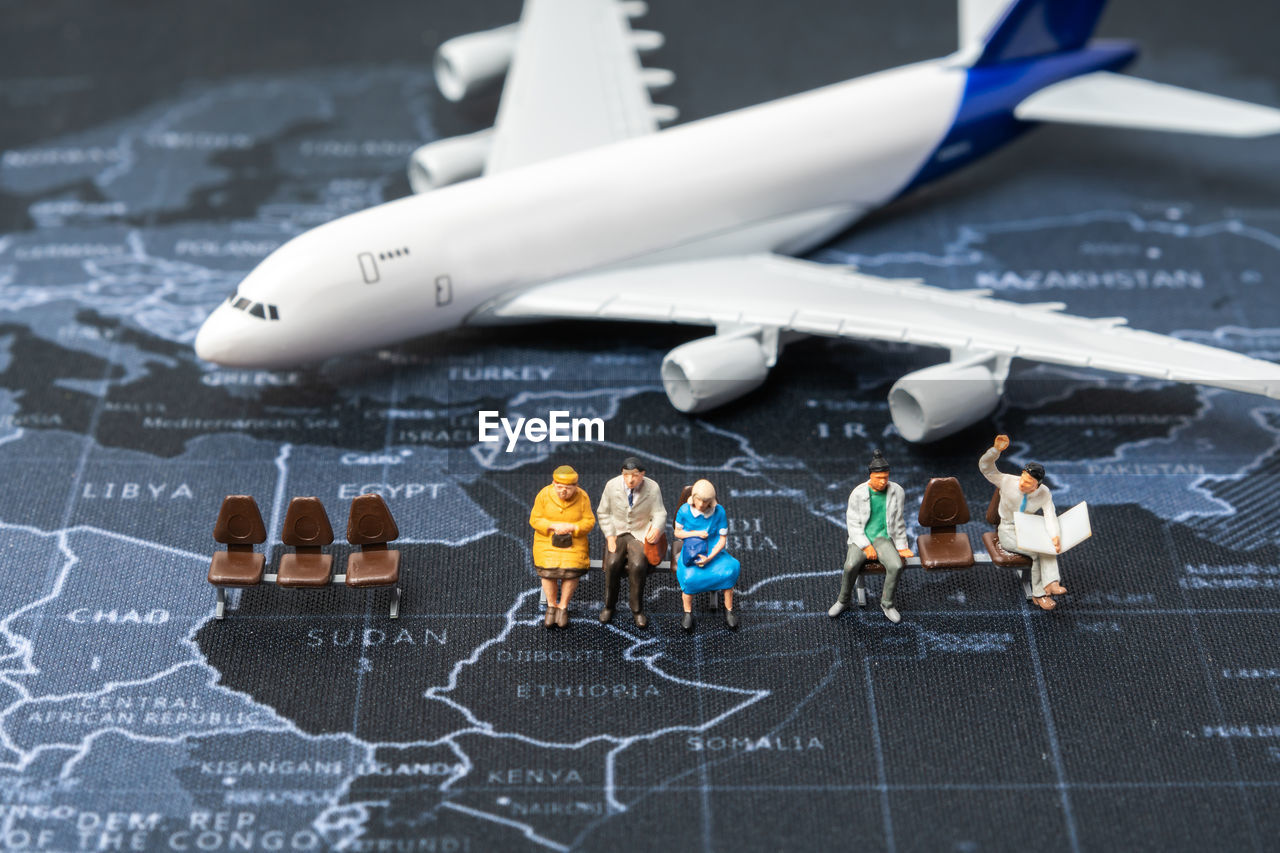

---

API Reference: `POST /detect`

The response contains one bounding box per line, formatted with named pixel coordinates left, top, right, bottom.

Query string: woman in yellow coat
left=529, top=465, right=595, bottom=628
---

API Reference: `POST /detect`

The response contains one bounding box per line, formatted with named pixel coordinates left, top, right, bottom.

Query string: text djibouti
left=477, top=410, right=604, bottom=451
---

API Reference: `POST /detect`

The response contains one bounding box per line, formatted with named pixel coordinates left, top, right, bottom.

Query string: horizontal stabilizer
left=1015, top=71, right=1280, bottom=137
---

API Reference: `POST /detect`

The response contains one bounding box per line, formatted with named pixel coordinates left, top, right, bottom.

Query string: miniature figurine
left=529, top=465, right=596, bottom=628
left=673, top=479, right=740, bottom=631
left=979, top=435, right=1066, bottom=611
left=829, top=450, right=914, bottom=623
left=197, top=0, right=1280, bottom=443
left=596, top=456, right=668, bottom=628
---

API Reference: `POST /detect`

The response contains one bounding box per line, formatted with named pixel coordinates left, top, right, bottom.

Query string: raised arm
left=979, top=434, right=1010, bottom=486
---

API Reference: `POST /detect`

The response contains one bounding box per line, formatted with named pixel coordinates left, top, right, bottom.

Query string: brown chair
left=344, top=494, right=402, bottom=618
left=208, top=495, right=267, bottom=619
left=916, top=477, right=975, bottom=570
left=676, top=484, right=697, bottom=577
left=276, top=497, right=335, bottom=588
left=981, top=489, right=1034, bottom=599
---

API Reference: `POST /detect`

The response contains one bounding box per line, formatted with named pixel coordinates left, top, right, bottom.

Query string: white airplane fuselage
left=197, top=60, right=969, bottom=366
left=191, top=1, right=1280, bottom=438
left=196, top=32, right=1138, bottom=368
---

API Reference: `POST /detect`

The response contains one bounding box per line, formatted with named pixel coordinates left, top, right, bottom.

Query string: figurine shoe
left=633, top=612, right=649, bottom=629
left=880, top=603, right=901, bottom=624
left=1044, top=581, right=1068, bottom=595
left=681, top=611, right=695, bottom=632
left=827, top=601, right=848, bottom=618
left=598, top=608, right=614, bottom=624
left=555, top=606, right=571, bottom=628
left=544, top=607, right=558, bottom=628
left=724, top=609, right=738, bottom=630
left=1032, top=595, right=1057, bottom=611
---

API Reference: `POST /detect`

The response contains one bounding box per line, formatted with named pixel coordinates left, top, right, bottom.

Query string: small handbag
left=644, top=531, right=669, bottom=567
left=681, top=535, right=708, bottom=564
left=551, top=532, right=572, bottom=549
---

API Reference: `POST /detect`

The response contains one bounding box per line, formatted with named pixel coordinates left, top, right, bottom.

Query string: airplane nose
left=195, top=303, right=256, bottom=365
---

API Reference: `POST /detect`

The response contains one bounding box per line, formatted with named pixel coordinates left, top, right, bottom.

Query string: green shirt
left=864, top=487, right=888, bottom=542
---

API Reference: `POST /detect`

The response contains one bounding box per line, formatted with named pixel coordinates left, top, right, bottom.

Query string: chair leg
left=1017, top=567, right=1033, bottom=599
left=215, top=587, right=226, bottom=620
left=389, top=586, right=401, bottom=619
left=855, top=575, right=866, bottom=607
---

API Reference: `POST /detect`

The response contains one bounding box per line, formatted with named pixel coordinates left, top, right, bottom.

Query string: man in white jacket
left=829, top=450, right=913, bottom=623
left=596, top=457, right=667, bottom=628
left=979, top=434, right=1066, bottom=611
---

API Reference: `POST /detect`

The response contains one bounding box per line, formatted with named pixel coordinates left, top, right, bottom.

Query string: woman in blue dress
left=674, top=479, right=741, bottom=631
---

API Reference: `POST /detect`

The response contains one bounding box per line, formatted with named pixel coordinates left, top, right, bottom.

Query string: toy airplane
left=195, top=0, right=1280, bottom=442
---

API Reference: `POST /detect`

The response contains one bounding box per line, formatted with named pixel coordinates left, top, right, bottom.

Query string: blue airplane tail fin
left=968, top=0, right=1108, bottom=67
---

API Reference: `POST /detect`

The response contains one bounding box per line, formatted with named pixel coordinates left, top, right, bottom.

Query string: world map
left=0, top=1, right=1277, bottom=850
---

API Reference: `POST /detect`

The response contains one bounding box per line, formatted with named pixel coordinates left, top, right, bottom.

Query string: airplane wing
left=485, top=0, right=671, bottom=174
left=478, top=253, right=1280, bottom=399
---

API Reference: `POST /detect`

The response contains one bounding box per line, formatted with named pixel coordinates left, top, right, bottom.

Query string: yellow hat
left=552, top=465, right=579, bottom=485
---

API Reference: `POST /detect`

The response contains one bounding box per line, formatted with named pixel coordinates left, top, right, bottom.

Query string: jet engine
left=887, top=358, right=1004, bottom=443
left=407, top=128, right=494, bottom=193
left=661, top=334, right=772, bottom=413
left=434, top=24, right=518, bottom=102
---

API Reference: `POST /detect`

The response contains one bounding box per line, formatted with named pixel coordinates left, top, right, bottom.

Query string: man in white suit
left=980, top=434, right=1066, bottom=611
left=597, top=457, right=667, bottom=628
left=829, top=450, right=914, bottom=623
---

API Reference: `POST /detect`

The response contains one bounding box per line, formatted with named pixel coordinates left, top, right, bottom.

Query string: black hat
left=621, top=456, right=644, bottom=472
left=868, top=449, right=890, bottom=473
left=1022, top=462, right=1046, bottom=483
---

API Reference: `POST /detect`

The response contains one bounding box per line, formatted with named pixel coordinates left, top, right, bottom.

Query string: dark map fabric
left=1, top=1, right=1278, bottom=851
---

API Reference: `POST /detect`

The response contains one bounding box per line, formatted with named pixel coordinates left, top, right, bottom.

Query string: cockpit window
left=226, top=293, right=280, bottom=321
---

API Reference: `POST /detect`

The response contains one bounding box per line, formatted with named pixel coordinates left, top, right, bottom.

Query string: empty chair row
left=207, top=494, right=402, bottom=619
